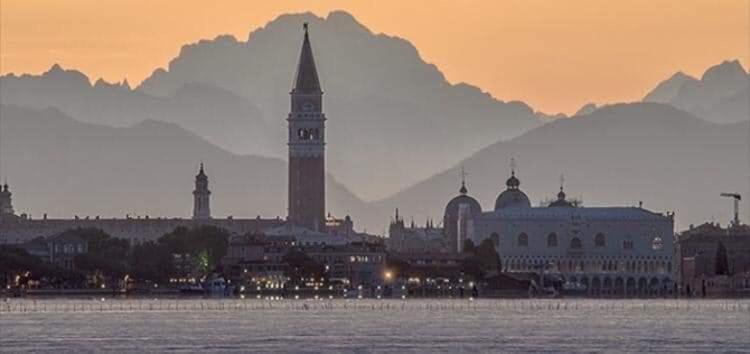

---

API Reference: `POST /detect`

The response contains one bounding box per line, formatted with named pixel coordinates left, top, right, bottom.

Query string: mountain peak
left=39, top=64, right=92, bottom=87
left=643, top=70, right=698, bottom=103
left=701, top=59, right=747, bottom=83
left=326, top=10, right=370, bottom=34
left=48, top=63, right=64, bottom=73
left=574, top=103, right=598, bottom=116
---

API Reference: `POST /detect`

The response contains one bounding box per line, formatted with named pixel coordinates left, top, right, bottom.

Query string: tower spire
left=559, top=173, right=565, bottom=192
left=459, top=166, right=468, bottom=195
left=558, top=173, right=567, bottom=201
left=293, top=22, right=321, bottom=93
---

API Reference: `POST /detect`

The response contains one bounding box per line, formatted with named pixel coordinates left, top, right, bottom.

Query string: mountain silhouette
left=644, top=60, right=749, bottom=124
left=1, top=101, right=747, bottom=233
left=370, top=103, right=749, bottom=232
left=0, top=11, right=543, bottom=200
left=0, top=104, right=365, bottom=224
left=0, top=65, right=276, bottom=156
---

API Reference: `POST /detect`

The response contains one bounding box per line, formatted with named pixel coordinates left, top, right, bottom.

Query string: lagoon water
left=1, top=298, right=749, bottom=353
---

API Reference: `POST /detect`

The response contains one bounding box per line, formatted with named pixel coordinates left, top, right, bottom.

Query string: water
left=1, top=298, right=749, bottom=353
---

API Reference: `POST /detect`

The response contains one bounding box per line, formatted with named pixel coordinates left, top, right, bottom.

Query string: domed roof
left=444, top=178, right=482, bottom=219
left=494, top=169, right=531, bottom=210
left=445, top=194, right=482, bottom=218
left=549, top=181, right=574, bottom=208
left=494, top=189, right=531, bottom=210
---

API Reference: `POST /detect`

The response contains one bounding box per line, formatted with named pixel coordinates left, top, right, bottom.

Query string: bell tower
left=0, top=181, right=15, bottom=217
left=193, top=163, right=211, bottom=220
left=288, top=23, right=326, bottom=230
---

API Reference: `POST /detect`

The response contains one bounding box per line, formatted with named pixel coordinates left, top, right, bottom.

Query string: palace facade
left=443, top=167, right=676, bottom=295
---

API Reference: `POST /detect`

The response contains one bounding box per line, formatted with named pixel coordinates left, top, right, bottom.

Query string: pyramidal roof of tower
left=293, top=24, right=321, bottom=93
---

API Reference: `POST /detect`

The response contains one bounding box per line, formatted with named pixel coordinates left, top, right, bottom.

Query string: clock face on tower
left=302, top=101, right=314, bottom=112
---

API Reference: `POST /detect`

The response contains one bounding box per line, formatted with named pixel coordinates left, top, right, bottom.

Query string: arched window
left=490, top=233, right=500, bottom=247
left=517, top=233, right=528, bottom=247
left=570, top=237, right=582, bottom=249
left=595, top=233, right=606, bottom=247
left=547, top=233, right=558, bottom=247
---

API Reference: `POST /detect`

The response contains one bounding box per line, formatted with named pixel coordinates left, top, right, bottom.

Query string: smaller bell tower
left=0, top=181, right=15, bottom=217
left=193, top=163, right=211, bottom=220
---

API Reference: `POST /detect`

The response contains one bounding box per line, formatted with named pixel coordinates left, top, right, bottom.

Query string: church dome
left=494, top=189, right=531, bottom=210
left=549, top=181, right=574, bottom=208
left=494, top=170, right=531, bottom=210
left=444, top=180, right=482, bottom=221
left=444, top=194, right=482, bottom=220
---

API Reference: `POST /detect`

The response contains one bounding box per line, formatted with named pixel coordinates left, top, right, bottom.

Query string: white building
left=444, top=167, right=675, bottom=295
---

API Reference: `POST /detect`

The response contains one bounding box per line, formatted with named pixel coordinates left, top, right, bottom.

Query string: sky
left=1, top=0, right=748, bottom=114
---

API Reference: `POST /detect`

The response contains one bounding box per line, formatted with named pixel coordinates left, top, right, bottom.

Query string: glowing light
left=384, top=271, right=393, bottom=280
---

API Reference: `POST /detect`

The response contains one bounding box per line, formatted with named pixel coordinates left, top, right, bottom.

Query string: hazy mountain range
left=643, top=59, right=749, bottom=124
left=0, top=11, right=543, bottom=200
left=373, top=103, right=749, bottom=233
left=0, top=104, right=367, bottom=225
left=1, top=102, right=746, bottom=233
left=0, top=11, right=748, bottom=233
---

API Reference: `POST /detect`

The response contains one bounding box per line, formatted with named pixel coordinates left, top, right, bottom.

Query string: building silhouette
left=440, top=165, right=676, bottom=296
left=288, top=23, right=326, bottom=231
left=192, top=163, right=211, bottom=220
left=0, top=182, right=14, bottom=217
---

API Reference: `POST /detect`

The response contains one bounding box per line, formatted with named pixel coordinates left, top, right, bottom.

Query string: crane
left=720, top=193, right=741, bottom=227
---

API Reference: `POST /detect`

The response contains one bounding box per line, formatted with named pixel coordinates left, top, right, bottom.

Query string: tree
left=475, top=239, right=502, bottom=273
left=158, top=225, right=230, bottom=273
left=0, top=246, right=85, bottom=287
left=715, top=241, right=730, bottom=276
left=70, top=228, right=130, bottom=260
left=460, top=239, right=502, bottom=280
left=130, top=242, right=175, bottom=282
left=64, top=228, right=130, bottom=278
left=463, top=239, right=476, bottom=254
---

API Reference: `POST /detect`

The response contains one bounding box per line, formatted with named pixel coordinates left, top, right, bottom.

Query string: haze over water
left=2, top=298, right=749, bottom=353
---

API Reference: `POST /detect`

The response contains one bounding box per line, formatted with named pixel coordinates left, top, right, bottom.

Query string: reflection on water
left=1, top=298, right=749, bottom=353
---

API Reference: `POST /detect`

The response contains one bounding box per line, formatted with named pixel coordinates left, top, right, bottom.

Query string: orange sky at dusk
left=1, top=0, right=748, bottom=114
